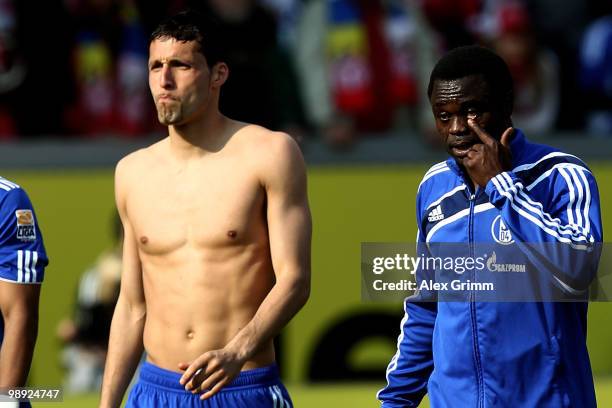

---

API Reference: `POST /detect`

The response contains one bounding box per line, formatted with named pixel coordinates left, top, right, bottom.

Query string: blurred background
left=0, top=0, right=611, bottom=406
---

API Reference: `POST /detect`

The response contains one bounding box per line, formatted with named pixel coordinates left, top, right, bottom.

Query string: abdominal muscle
left=140, top=242, right=276, bottom=373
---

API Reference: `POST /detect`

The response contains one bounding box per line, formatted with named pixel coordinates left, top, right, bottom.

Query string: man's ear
left=210, top=62, right=229, bottom=88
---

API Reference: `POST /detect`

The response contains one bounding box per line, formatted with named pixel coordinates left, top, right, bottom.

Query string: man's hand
left=463, top=119, right=513, bottom=187
left=178, top=348, right=246, bottom=400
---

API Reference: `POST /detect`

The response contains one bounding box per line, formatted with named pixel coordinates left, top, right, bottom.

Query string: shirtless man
left=99, top=11, right=311, bottom=408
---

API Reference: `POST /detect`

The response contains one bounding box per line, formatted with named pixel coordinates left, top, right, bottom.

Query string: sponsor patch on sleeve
left=15, top=209, right=36, bottom=241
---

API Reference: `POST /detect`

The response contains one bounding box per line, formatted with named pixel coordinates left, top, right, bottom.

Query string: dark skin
left=430, top=75, right=514, bottom=189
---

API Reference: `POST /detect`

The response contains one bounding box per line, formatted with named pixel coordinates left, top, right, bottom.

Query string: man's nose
left=160, top=65, right=175, bottom=89
left=449, top=115, right=468, bottom=135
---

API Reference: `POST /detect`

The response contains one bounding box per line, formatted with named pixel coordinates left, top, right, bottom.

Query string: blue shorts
left=126, top=361, right=293, bottom=408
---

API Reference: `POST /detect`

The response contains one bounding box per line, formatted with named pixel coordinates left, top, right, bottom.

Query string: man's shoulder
left=0, top=176, right=22, bottom=199
left=115, top=140, right=164, bottom=174
left=235, top=123, right=296, bottom=148
left=234, top=124, right=302, bottom=163
left=512, top=138, right=592, bottom=184
left=0, top=177, right=31, bottom=211
left=417, top=160, right=457, bottom=193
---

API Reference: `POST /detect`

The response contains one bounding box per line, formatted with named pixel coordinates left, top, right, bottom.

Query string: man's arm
left=99, top=158, right=146, bottom=408
left=377, top=226, right=436, bottom=407
left=465, top=121, right=603, bottom=294
left=0, top=282, right=40, bottom=387
left=179, top=133, right=311, bottom=399
left=0, top=185, right=47, bottom=389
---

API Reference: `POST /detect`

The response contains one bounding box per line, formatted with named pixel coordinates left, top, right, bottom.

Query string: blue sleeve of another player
left=377, top=298, right=436, bottom=407
left=0, top=187, right=48, bottom=284
left=486, top=168, right=602, bottom=295
left=377, top=191, right=436, bottom=407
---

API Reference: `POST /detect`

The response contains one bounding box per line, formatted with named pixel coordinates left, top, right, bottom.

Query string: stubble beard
left=156, top=101, right=183, bottom=125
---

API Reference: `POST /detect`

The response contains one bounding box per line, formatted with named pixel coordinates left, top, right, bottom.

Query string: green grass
left=33, top=377, right=612, bottom=407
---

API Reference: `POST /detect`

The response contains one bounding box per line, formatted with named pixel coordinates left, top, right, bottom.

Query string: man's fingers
left=467, top=119, right=495, bottom=146
left=500, top=127, right=514, bottom=149
left=180, top=354, right=210, bottom=385
left=186, top=368, right=208, bottom=391
left=195, top=370, right=224, bottom=395
left=200, top=377, right=230, bottom=400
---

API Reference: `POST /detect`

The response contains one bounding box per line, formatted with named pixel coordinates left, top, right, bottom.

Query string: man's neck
left=167, top=110, right=232, bottom=160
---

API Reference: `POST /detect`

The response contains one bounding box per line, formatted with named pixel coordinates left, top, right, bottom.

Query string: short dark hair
left=427, top=45, right=514, bottom=111
left=150, top=10, right=225, bottom=68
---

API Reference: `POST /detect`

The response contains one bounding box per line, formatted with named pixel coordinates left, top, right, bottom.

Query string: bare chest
left=126, top=166, right=265, bottom=253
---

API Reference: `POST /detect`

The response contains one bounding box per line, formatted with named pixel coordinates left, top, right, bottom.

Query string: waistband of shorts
left=138, top=361, right=281, bottom=391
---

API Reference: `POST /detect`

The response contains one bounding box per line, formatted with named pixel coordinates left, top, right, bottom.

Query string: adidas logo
left=428, top=205, right=445, bottom=222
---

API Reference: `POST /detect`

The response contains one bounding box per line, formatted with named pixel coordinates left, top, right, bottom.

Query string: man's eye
left=171, top=61, right=191, bottom=69
left=467, top=109, right=480, bottom=119
left=438, top=112, right=449, bottom=121
left=466, top=108, right=480, bottom=120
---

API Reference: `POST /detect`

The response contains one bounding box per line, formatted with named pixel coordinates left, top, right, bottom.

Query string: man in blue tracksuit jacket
left=378, top=46, right=603, bottom=407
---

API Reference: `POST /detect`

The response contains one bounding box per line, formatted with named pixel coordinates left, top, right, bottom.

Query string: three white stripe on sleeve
left=16, top=250, right=39, bottom=283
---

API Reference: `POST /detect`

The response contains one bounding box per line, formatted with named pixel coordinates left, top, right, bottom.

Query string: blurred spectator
left=520, top=0, right=591, bottom=129
left=295, top=0, right=441, bottom=148
left=56, top=214, right=122, bottom=393
left=0, top=0, right=25, bottom=138
left=64, top=0, right=154, bottom=137
left=257, top=0, right=303, bottom=48
left=478, top=1, right=560, bottom=134
left=579, top=15, right=612, bottom=135
left=181, top=0, right=307, bottom=138
left=420, top=0, right=481, bottom=49
left=0, top=0, right=72, bottom=138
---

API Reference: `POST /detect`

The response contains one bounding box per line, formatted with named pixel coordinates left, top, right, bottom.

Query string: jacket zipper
left=469, top=191, right=485, bottom=407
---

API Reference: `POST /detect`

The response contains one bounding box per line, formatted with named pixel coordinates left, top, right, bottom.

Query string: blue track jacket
left=378, top=129, right=603, bottom=407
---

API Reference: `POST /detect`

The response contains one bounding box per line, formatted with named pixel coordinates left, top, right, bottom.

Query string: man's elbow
left=293, top=273, right=311, bottom=309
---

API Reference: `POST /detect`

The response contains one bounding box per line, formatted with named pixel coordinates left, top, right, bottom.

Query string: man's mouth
left=157, top=94, right=177, bottom=102
left=450, top=140, right=478, bottom=157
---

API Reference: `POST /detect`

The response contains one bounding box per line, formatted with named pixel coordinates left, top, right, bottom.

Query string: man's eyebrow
left=149, top=57, right=189, bottom=64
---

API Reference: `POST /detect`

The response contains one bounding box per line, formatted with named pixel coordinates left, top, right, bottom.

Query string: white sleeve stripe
left=24, top=250, right=31, bottom=283
left=377, top=304, right=409, bottom=401
left=0, top=180, right=16, bottom=190
left=516, top=190, right=579, bottom=234
left=12, top=250, right=41, bottom=283
left=498, top=173, right=588, bottom=240
left=525, top=163, right=591, bottom=191
left=17, top=250, right=23, bottom=282
left=577, top=169, right=592, bottom=235
left=552, top=274, right=587, bottom=295
left=512, top=151, right=581, bottom=172
left=500, top=173, right=581, bottom=234
left=31, top=251, right=38, bottom=283
left=0, top=178, right=20, bottom=188
left=568, top=167, right=585, bottom=229
left=492, top=177, right=589, bottom=247
left=557, top=168, right=577, bottom=226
